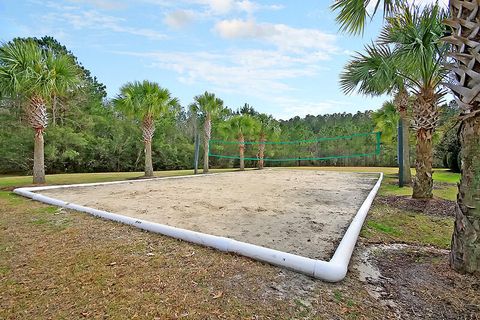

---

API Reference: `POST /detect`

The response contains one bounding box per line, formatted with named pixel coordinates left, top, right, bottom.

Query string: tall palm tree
left=256, top=114, right=280, bottom=169
left=220, top=115, right=259, bottom=171
left=0, top=39, right=81, bottom=184
left=340, top=44, right=412, bottom=184
left=443, top=0, right=480, bottom=273
left=380, top=5, right=449, bottom=198
left=113, top=81, right=179, bottom=177
left=190, top=92, right=224, bottom=173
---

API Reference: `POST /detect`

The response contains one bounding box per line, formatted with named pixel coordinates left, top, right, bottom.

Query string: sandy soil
left=40, top=169, right=377, bottom=260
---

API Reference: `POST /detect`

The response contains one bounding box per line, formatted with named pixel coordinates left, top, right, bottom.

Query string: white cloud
left=45, top=9, right=166, bottom=40
left=163, top=9, right=196, bottom=29
left=273, top=98, right=354, bottom=120
left=115, top=48, right=335, bottom=119
left=161, top=0, right=284, bottom=28
left=214, top=19, right=337, bottom=54
left=68, top=0, right=127, bottom=10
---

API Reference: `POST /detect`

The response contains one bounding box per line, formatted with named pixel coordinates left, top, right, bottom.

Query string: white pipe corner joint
left=13, top=172, right=383, bottom=282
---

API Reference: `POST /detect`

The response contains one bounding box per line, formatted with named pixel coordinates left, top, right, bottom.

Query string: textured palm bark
left=258, top=134, right=266, bottom=169
left=142, top=115, right=155, bottom=177
left=400, top=117, right=411, bottom=184
left=239, top=133, right=245, bottom=171
left=33, top=129, right=46, bottom=184
left=412, top=128, right=434, bottom=199
left=203, top=113, right=211, bottom=173
left=28, top=96, right=48, bottom=184
left=395, top=89, right=412, bottom=185
left=444, top=0, right=480, bottom=272
left=450, top=114, right=480, bottom=273
left=412, top=91, right=438, bottom=199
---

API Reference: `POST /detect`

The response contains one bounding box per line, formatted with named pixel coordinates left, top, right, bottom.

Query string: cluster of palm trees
left=0, top=38, right=280, bottom=181
left=333, top=0, right=480, bottom=273
left=189, top=95, right=280, bottom=173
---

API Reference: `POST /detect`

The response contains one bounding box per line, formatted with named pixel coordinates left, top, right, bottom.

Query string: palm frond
left=340, top=43, right=398, bottom=96
left=331, top=0, right=403, bottom=35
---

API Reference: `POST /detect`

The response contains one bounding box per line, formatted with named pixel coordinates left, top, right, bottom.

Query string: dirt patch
left=375, top=195, right=455, bottom=217
left=359, top=244, right=480, bottom=320
left=39, top=170, right=377, bottom=260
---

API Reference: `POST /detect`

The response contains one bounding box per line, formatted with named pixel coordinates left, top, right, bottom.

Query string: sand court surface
left=40, top=169, right=378, bottom=260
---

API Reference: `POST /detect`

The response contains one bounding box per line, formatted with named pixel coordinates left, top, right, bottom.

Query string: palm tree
left=343, top=5, right=448, bottom=198
left=190, top=92, right=224, bottom=173
left=0, top=39, right=81, bottom=184
left=333, top=0, right=480, bottom=273
left=256, top=114, right=280, bottom=169
left=443, top=1, right=480, bottom=273
left=220, top=115, right=259, bottom=171
left=340, top=44, right=412, bottom=184
left=372, top=101, right=400, bottom=142
left=380, top=5, right=448, bottom=198
left=113, top=81, right=179, bottom=177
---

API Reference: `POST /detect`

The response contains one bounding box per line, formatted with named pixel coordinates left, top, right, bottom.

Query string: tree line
left=0, top=36, right=458, bottom=179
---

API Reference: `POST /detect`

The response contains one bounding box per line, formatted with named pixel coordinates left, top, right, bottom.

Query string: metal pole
left=194, top=132, right=199, bottom=174
left=398, top=118, right=404, bottom=188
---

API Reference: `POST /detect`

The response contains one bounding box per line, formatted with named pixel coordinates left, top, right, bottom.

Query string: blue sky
left=1, top=0, right=445, bottom=119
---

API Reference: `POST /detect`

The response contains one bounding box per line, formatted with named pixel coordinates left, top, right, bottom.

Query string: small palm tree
left=220, top=115, right=259, bottom=171
left=190, top=92, right=224, bottom=173
left=113, top=81, right=179, bottom=177
left=256, top=114, right=280, bottom=169
left=0, top=39, right=81, bottom=184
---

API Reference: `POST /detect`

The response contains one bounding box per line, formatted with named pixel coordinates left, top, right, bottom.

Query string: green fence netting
left=209, top=132, right=381, bottom=162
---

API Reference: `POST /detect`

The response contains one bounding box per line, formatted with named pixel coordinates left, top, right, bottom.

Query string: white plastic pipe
left=13, top=171, right=383, bottom=282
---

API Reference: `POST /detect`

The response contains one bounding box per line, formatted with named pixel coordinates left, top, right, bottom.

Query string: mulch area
left=371, top=247, right=480, bottom=320
left=376, top=195, right=456, bottom=217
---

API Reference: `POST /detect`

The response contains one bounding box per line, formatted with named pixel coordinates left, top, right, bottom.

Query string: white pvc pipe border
left=13, top=171, right=383, bottom=282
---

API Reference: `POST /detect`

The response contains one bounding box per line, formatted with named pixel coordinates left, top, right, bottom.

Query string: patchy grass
left=0, top=168, right=241, bottom=189
left=361, top=204, right=453, bottom=249
left=0, top=167, right=464, bottom=318
left=378, top=169, right=459, bottom=201
left=0, top=169, right=390, bottom=319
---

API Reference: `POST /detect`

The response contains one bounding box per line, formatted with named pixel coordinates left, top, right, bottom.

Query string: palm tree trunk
left=33, top=128, right=46, bottom=184
left=401, top=117, right=411, bottom=184
left=144, top=140, right=153, bottom=177
left=450, top=114, right=480, bottom=272
left=203, top=113, right=211, bottom=173
left=258, top=133, right=266, bottom=169
left=395, top=88, right=412, bottom=185
left=412, top=128, right=433, bottom=198
left=28, top=96, right=48, bottom=184
left=412, top=92, right=437, bottom=199
left=239, top=133, right=245, bottom=171
left=142, top=115, right=155, bottom=177
left=444, top=0, right=480, bottom=273
left=52, top=95, right=57, bottom=126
